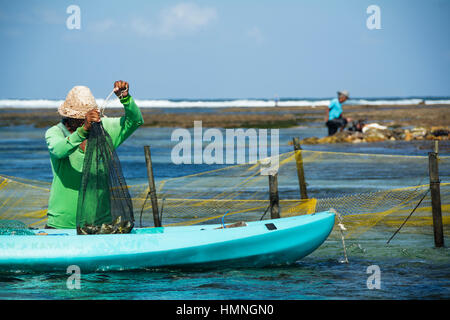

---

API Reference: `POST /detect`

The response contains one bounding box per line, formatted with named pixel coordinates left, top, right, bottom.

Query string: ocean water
left=0, top=236, right=448, bottom=300
left=0, top=122, right=449, bottom=300
left=1, top=96, right=449, bottom=109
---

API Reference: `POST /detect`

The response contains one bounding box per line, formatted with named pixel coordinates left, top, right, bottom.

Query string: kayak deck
left=0, top=211, right=335, bottom=272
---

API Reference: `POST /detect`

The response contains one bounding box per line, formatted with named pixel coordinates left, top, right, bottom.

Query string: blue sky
left=1, top=0, right=449, bottom=99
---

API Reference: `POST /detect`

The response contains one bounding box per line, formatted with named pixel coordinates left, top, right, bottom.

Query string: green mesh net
left=76, top=122, right=134, bottom=234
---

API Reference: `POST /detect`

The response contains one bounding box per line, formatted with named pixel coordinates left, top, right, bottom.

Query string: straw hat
left=337, top=90, right=350, bottom=98
left=58, top=86, right=98, bottom=119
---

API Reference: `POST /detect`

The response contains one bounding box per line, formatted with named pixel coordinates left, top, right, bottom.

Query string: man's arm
left=46, top=108, right=101, bottom=158
left=102, top=81, right=144, bottom=148
left=45, top=126, right=88, bottom=159
left=120, top=95, right=144, bottom=126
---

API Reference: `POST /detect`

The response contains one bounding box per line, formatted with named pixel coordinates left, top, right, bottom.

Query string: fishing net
left=0, top=220, right=35, bottom=235
left=0, top=149, right=448, bottom=241
left=130, top=150, right=450, bottom=237
left=76, top=122, right=134, bottom=234
left=0, top=175, right=49, bottom=228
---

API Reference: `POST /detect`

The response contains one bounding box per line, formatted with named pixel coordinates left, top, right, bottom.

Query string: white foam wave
left=422, top=99, right=450, bottom=105
left=352, top=99, right=425, bottom=105
left=0, top=98, right=448, bottom=109
left=0, top=99, right=65, bottom=108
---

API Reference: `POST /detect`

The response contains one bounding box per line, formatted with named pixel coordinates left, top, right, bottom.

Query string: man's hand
left=114, top=80, right=129, bottom=99
left=324, top=108, right=329, bottom=122
left=83, top=109, right=101, bottom=131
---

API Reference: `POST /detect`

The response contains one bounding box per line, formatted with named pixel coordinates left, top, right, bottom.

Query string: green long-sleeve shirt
left=45, top=95, right=144, bottom=229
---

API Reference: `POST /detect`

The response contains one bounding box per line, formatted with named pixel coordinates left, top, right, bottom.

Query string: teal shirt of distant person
left=328, top=98, right=343, bottom=120
left=325, top=91, right=351, bottom=136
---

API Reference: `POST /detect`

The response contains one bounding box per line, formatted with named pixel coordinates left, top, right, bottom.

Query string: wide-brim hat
left=337, top=90, right=350, bottom=98
left=58, top=86, right=98, bottom=119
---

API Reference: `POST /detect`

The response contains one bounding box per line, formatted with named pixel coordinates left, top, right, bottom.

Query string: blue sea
left=1, top=96, right=450, bottom=113
left=0, top=119, right=449, bottom=300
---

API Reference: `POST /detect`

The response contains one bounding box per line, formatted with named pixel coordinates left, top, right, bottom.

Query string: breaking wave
left=0, top=98, right=448, bottom=109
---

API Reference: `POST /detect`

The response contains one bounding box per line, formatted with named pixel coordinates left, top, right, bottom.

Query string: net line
left=0, top=150, right=448, bottom=239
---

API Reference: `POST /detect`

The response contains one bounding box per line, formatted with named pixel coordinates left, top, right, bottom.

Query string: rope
left=139, top=191, right=151, bottom=228
left=259, top=204, right=271, bottom=220
left=221, top=211, right=230, bottom=228
left=98, top=89, right=116, bottom=117
left=159, top=198, right=165, bottom=226
left=333, top=209, right=348, bottom=264
left=386, top=188, right=430, bottom=244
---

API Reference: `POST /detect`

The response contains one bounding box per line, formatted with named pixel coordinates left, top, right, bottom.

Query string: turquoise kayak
left=0, top=211, right=335, bottom=272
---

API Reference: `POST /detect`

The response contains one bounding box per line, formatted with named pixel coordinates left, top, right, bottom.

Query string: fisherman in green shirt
left=45, top=81, right=144, bottom=229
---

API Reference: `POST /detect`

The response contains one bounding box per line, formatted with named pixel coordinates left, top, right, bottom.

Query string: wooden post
left=144, top=146, right=161, bottom=227
left=428, top=152, right=444, bottom=247
left=269, top=173, right=280, bottom=219
left=292, top=137, right=308, bottom=199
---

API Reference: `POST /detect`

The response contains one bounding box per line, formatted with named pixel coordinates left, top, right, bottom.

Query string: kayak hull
left=0, top=211, right=335, bottom=272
